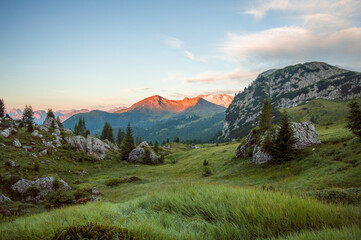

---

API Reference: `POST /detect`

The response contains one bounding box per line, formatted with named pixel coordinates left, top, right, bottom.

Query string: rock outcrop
left=235, top=122, right=321, bottom=164
left=43, top=116, right=59, bottom=129
left=128, top=141, right=160, bottom=164
left=64, top=135, right=110, bottom=160
left=0, top=194, right=11, bottom=203
left=222, top=62, right=361, bottom=139
left=11, top=177, right=71, bottom=201
left=13, top=139, right=22, bottom=148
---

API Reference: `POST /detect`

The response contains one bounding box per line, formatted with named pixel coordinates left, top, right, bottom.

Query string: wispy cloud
left=183, top=68, right=259, bottom=84
left=163, top=36, right=183, bottom=49
left=126, top=87, right=153, bottom=93
left=184, top=51, right=207, bottom=62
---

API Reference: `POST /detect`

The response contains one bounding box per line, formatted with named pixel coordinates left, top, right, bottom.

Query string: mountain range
left=222, top=62, right=361, bottom=140
left=63, top=94, right=234, bottom=142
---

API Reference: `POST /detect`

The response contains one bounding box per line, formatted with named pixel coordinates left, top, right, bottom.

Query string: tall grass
left=1, top=184, right=360, bottom=240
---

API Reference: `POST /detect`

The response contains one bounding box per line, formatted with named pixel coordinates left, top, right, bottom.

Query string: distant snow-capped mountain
left=198, top=94, right=234, bottom=108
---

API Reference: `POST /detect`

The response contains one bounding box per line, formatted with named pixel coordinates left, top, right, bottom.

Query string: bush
left=52, top=222, right=139, bottom=240
left=73, top=187, right=92, bottom=200
left=77, top=151, right=97, bottom=163
left=127, top=176, right=141, bottom=183
left=311, top=188, right=361, bottom=205
left=52, top=178, right=62, bottom=190
left=203, top=166, right=212, bottom=177
left=105, top=178, right=122, bottom=186
left=203, top=160, right=209, bottom=166
left=23, top=185, right=40, bottom=198
left=33, top=159, right=40, bottom=171
left=46, top=191, right=75, bottom=208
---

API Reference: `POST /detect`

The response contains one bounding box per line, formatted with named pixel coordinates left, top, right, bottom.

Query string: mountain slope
left=64, top=95, right=228, bottom=142
left=222, top=62, right=361, bottom=139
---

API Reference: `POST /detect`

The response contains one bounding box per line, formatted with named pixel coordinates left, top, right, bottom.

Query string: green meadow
left=0, top=99, right=360, bottom=239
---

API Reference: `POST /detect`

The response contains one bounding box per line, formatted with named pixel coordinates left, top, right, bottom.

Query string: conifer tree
left=259, top=99, right=272, bottom=132
left=154, top=141, right=159, bottom=153
left=347, top=98, right=361, bottom=139
left=120, top=122, right=135, bottom=160
left=0, top=99, right=5, bottom=118
left=162, top=140, right=166, bottom=145
left=116, top=128, right=124, bottom=144
left=270, top=112, right=297, bottom=163
left=27, top=120, right=34, bottom=132
left=74, top=123, right=80, bottom=135
left=74, top=118, right=88, bottom=136
left=22, top=105, right=34, bottom=123
left=47, top=109, right=55, bottom=118
left=85, top=129, right=90, bottom=137
left=101, top=122, right=114, bottom=142
left=166, top=138, right=169, bottom=143
left=56, top=117, right=63, bottom=128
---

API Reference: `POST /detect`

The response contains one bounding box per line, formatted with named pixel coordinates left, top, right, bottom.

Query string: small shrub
left=52, top=222, right=139, bottom=240
left=74, top=187, right=92, bottom=200
left=169, top=158, right=178, bottom=164
left=105, top=178, right=122, bottom=186
left=52, top=178, right=62, bottom=190
left=203, top=160, right=209, bottom=166
left=33, top=159, right=40, bottom=171
left=77, top=151, right=97, bottom=163
left=203, top=166, right=212, bottom=177
left=62, top=144, right=76, bottom=151
left=46, top=191, right=75, bottom=208
left=23, top=185, right=40, bottom=198
left=127, top=176, right=141, bottom=183
left=311, top=188, right=361, bottom=205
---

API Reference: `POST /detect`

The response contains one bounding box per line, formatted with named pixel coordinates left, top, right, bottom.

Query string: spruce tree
left=74, top=123, right=80, bottom=135
left=166, top=138, right=169, bottom=143
left=101, top=122, right=114, bottom=142
left=259, top=99, right=272, bottom=132
left=0, top=99, right=5, bottom=118
left=22, top=105, right=34, bottom=123
left=56, top=117, right=63, bottom=128
left=347, top=98, right=361, bottom=139
left=47, top=109, right=55, bottom=118
left=120, top=122, right=135, bottom=160
left=27, top=120, right=34, bottom=132
left=154, top=141, right=159, bottom=153
left=116, top=128, right=124, bottom=144
left=270, top=112, right=297, bottom=163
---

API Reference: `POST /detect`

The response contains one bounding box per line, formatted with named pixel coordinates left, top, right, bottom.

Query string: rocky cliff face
left=222, top=62, right=361, bottom=139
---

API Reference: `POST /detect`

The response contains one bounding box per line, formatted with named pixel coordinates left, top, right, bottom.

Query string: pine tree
left=347, top=98, right=361, bottom=139
left=27, top=120, right=34, bottom=132
left=74, top=123, right=80, bottom=135
left=154, top=141, right=159, bottom=153
left=56, top=117, right=63, bottom=128
left=116, top=128, right=124, bottom=144
left=0, top=99, right=5, bottom=118
left=47, top=109, right=55, bottom=118
left=85, top=129, right=90, bottom=137
left=120, top=122, right=135, bottom=160
left=74, top=118, right=87, bottom=136
left=22, top=105, right=34, bottom=123
left=166, top=138, right=169, bottom=143
left=162, top=140, right=166, bottom=145
left=259, top=99, right=272, bottom=132
left=101, top=122, right=114, bottom=142
left=270, top=112, right=297, bottom=163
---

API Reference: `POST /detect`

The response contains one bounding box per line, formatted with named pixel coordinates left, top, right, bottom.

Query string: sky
left=1, top=0, right=361, bottom=111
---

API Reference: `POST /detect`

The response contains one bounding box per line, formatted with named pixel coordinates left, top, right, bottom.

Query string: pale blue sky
left=1, top=0, right=360, bottom=110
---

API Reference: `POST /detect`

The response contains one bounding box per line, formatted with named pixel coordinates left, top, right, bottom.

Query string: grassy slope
left=1, top=99, right=361, bottom=239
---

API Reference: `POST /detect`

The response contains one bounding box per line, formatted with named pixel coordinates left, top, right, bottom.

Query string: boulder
left=13, top=138, right=22, bottom=148
left=5, top=160, right=18, bottom=167
left=65, top=135, right=87, bottom=152
left=11, top=177, right=71, bottom=200
left=235, top=134, right=256, bottom=158
left=63, top=128, right=73, bottom=134
left=43, top=116, right=59, bottom=129
left=39, top=149, right=48, bottom=156
left=0, top=128, right=16, bottom=138
left=0, top=129, right=11, bottom=138
left=54, top=128, right=61, bottom=136
left=92, top=187, right=100, bottom=196
left=42, top=139, right=55, bottom=148
left=0, top=194, right=11, bottom=203
left=31, top=130, right=43, bottom=138
left=38, top=126, right=48, bottom=132
left=65, top=135, right=108, bottom=160
left=235, top=122, right=321, bottom=164
left=86, top=135, right=107, bottom=160
left=128, top=141, right=160, bottom=164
